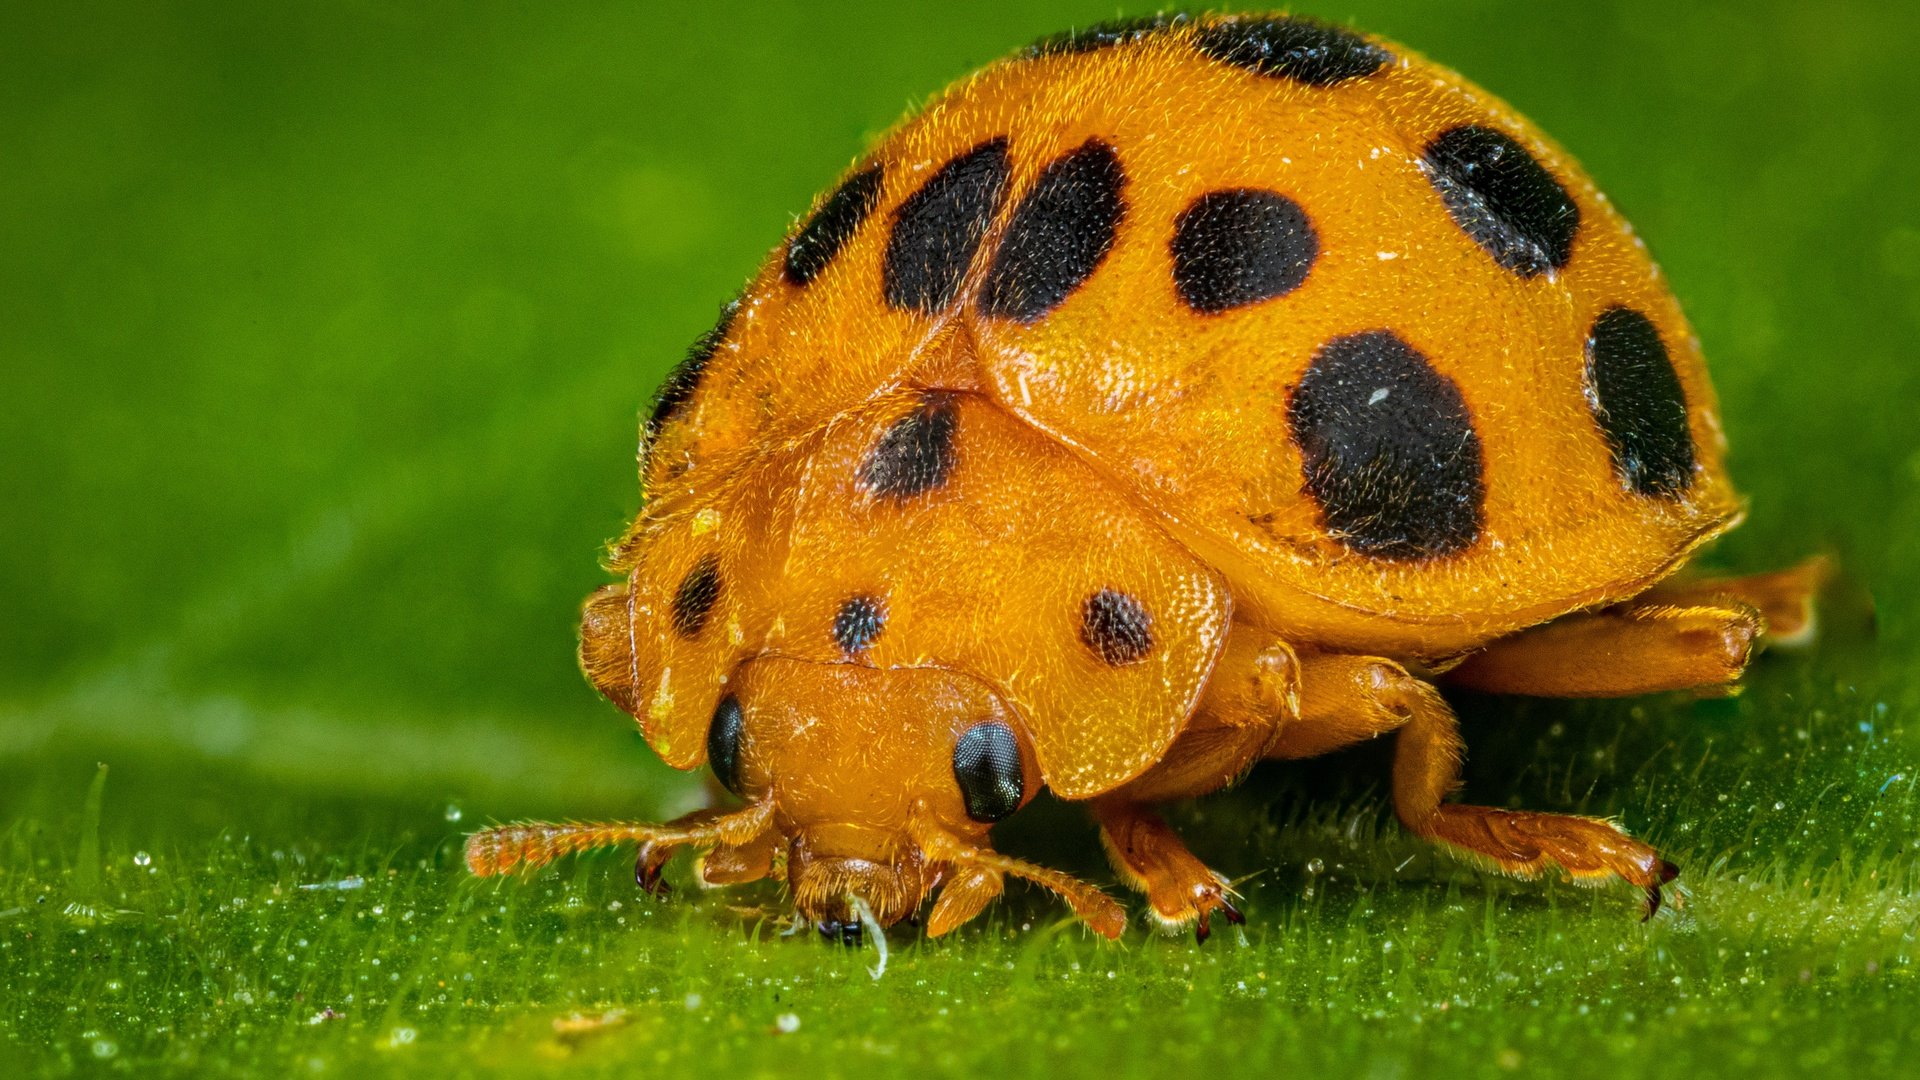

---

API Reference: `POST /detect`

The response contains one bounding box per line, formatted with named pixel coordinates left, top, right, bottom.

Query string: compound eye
left=708, top=695, right=746, bottom=796
left=952, top=721, right=1024, bottom=823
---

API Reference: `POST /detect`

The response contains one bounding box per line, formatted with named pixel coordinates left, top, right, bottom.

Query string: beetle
left=466, top=13, right=1824, bottom=942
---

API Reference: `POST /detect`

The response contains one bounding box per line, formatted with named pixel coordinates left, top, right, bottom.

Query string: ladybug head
left=466, top=656, right=1125, bottom=940
left=718, top=657, right=1058, bottom=935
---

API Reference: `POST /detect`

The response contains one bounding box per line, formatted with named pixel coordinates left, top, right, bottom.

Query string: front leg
left=1094, top=799, right=1244, bottom=942
left=1091, top=625, right=1296, bottom=940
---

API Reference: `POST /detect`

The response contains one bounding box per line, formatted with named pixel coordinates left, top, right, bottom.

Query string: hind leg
left=1288, top=654, right=1677, bottom=917
left=1444, top=556, right=1828, bottom=698
left=1645, top=555, right=1830, bottom=646
left=1442, top=600, right=1762, bottom=698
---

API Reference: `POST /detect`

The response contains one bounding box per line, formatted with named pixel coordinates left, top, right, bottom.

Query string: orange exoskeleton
left=466, top=13, right=1825, bottom=943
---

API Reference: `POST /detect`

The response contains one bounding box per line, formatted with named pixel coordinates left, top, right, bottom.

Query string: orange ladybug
left=467, top=13, right=1825, bottom=943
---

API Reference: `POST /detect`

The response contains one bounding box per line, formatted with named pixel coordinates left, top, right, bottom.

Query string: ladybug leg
left=924, top=864, right=1005, bottom=938
left=1093, top=799, right=1242, bottom=941
left=1296, top=655, right=1678, bottom=916
left=696, top=826, right=778, bottom=887
left=1444, top=555, right=1830, bottom=698
left=633, top=807, right=738, bottom=893
left=1641, top=554, right=1832, bottom=648
left=1200, top=630, right=1302, bottom=739
left=1083, top=628, right=1297, bottom=941
left=1442, top=600, right=1762, bottom=698
left=1265, top=653, right=1411, bottom=761
left=1118, top=626, right=1298, bottom=798
left=916, top=829, right=1127, bottom=939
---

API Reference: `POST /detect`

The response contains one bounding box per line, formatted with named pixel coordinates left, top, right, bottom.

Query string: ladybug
left=467, top=13, right=1825, bottom=942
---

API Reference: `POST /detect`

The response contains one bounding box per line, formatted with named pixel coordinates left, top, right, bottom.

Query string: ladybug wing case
left=585, top=388, right=1230, bottom=799
left=960, top=33, right=1743, bottom=660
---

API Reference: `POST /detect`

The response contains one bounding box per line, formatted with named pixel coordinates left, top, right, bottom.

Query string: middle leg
left=1287, top=653, right=1679, bottom=916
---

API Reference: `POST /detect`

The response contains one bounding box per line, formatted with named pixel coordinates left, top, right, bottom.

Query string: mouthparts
left=786, top=841, right=928, bottom=928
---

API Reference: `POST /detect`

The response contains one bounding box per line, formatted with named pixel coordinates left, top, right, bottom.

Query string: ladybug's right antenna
left=464, top=802, right=772, bottom=876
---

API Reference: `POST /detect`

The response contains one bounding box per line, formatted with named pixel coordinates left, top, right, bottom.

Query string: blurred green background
left=3, top=2, right=1916, bottom=1077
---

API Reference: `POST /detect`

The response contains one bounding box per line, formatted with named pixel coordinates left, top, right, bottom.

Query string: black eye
left=708, top=695, right=745, bottom=795
left=952, top=722, right=1024, bottom=823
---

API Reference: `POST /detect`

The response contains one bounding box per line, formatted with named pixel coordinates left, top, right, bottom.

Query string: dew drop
left=444, top=804, right=463, bottom=823
left=132, top=851, right=151, bottom=867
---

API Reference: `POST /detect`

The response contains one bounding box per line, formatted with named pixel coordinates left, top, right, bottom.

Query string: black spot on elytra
left=1424, top=125, right=1579, bottom=277
left=1080, top=588, right=1154, bottom=666
left=670, top=554, right=722, bottom=638
left=952, top=722, right=1024, bottom=822
left=1195, top=15, right=1391, bottom=86
left=1024, top=13, right=1189, bottom=57
left=1288, top=330, right=1484, bottom=559
left=860, top=391, right=959, bottom=498
left=831, top=594, right=886, bottom=655
left=883, top=139, right=1011, bottom=313
left=1171, top=189, right=1319, bottom=313
left=1585, top=307, right=1695, bottom=497
left=646, top=299, right=738, bottom=445
left=707, top=695, right=745, bottom=795
left=784, top=163, right=885, bottom=287
left=979, top=139, right=1126, bottom=322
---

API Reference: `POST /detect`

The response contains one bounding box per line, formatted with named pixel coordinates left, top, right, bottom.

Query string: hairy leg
left=1442, top=600, right=1762, bottom=698
left=1445, top=556, right=1829, bottom=697
left=1645, top=555, right=1831, bottom=647
left=1091, top=629, right=1296, bottom=939
left=697, top=826, right=777, bottom=887
left=1269, top=653, right=1408, bottom=759
left=1093, top=799, right=1244, bottom=941
left=1286, top=653, right=1677, bottom=917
